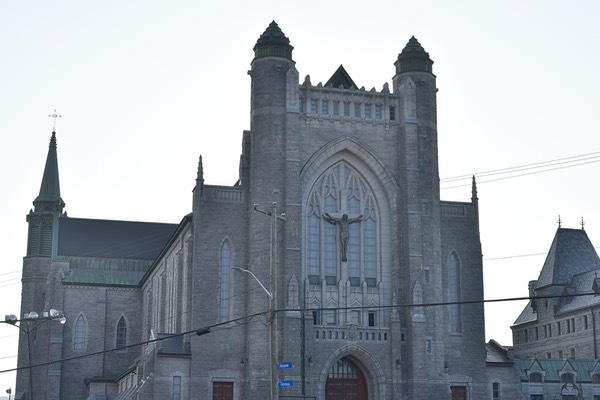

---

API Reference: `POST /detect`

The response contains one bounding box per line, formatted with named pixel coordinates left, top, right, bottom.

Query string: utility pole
left=253, top=202, right=285, bottom=400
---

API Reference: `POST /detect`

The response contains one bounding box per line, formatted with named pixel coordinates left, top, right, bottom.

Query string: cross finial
left=48, top=109, right=61, bottom=132
left=581, top=217, right=585, bottom=230
left=557, top=215, right=562, bottom=228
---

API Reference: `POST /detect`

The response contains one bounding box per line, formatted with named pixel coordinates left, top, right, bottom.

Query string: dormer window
left=529, top=372, right=543, bottom=383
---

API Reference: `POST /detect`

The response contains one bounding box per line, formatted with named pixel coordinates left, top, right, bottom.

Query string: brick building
left=16, top=22, right=490, bottom=399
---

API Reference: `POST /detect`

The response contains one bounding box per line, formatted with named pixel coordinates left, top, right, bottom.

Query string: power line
left=440, top=152, right=600, bottom=189
left=0, top=291, right=595, bottom=375
left=441, top=151, right=600, bottom=183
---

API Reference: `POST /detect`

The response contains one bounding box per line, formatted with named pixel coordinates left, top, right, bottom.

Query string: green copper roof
left=394, top=36, right=434, bottom=74
left=253, top=21, right=293, bottom=60
left=33, top=131, right=65, bottom=213
left=62, top=256, right=153, bottom=286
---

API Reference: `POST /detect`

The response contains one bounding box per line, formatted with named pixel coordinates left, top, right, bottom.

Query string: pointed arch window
left=219, top=240, right=231, bottom=323
left=116, top=316, right=127, bottom=349
left=306, top=162, right=379, bottom=288
left=448, top=251, right=462, bottom=333
left=74, top=314, right=87, bottom=351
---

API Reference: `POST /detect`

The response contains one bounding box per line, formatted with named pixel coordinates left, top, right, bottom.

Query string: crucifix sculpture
left=323, top=212, right=363, bottom=262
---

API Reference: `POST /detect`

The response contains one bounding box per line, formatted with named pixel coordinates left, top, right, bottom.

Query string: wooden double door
left=325, top=357, right=368, bottom=400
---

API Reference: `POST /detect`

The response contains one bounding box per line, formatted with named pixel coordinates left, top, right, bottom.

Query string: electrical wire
left=0, top=290, right=595, bottom=375
left=440, top=151, right=600, bottom=189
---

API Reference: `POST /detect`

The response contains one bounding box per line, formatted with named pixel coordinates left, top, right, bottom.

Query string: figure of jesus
left=322, top=212, right=363, bottom=262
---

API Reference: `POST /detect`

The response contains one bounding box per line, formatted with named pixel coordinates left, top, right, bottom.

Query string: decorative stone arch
left=300, top=136, right=397, bottom=208
left=301, top=137, right=397, bottom=324
left=317, top=344, right=386, bottom=400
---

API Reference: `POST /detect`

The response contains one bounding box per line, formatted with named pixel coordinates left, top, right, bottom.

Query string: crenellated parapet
left=298, top=72, right=398, bottom=126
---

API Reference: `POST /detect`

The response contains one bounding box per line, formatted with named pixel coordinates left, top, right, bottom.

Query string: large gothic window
left=219, top=240, right=231, bottom=323
left=306, top=162, right=379, bottom=287
left=448, top=251, right=462, bottom=333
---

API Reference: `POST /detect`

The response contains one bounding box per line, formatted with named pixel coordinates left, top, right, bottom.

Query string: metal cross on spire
left=48, top=109, right=62, bottom=132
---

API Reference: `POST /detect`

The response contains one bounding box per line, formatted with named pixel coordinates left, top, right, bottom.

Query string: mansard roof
left=536, top=228, right=600, bottom=289
left=512, top=300, right=537, bottom=326
left=324, top=65, right=358, bottom=89
left=554, top=269, right=600, bottom=315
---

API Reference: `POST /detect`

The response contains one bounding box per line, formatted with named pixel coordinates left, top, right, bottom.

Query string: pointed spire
left=253, top=21, right=294, bottom=60
left=33, top=131, right=65, bottom=213
left=471, top=175, right=478, bottom=203
left=196, top=155, right=204, bottom=184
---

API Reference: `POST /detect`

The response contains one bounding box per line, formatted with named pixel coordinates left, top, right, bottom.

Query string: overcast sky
left=1, top=0, right=600, bottom=392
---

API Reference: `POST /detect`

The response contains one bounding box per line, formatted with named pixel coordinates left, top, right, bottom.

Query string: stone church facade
left=16, top=22, right=489, bottom=399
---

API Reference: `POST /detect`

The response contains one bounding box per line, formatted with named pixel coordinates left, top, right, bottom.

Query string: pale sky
left=2, top=0, right=600, bottom=393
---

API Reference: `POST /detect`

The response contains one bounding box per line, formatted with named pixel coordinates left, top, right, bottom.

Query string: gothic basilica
left=17, top=22, right=492, bottom=399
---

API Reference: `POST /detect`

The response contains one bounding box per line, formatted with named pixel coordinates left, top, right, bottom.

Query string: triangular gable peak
left=590, top=361, right=600, bottom=381
left=325, top=65, right=358, bottom=90
left=560, top=359, right=577, bottom=379
left=528, top=359, right=544, bottom=373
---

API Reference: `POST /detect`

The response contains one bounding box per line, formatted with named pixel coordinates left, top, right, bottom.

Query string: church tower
left=26, top=130, right=65, bottom=258
left=190, top=22, right=486, bottom=400
left=18, top=129, right=67, bottom=399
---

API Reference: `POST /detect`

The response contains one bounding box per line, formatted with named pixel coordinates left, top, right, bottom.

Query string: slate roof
left=536, top=228, right=600, bottom=289
left=325, top=65, right=358, bottom=89
left=513, top=300, right=537, bottom=326
left=513, top=228, right=600, bottom=326
left=58, top=216, right=179, bottom=286
left=555, top=269, right=600, bottom=315
left=58, top=217, right=178, bottom=260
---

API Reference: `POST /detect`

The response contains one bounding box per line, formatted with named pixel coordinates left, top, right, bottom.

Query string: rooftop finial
left=581, top=217, right=585, bottom=230
left=48, top=109, right=61, bottom=132
left=557, top=215, right=562, bottom=228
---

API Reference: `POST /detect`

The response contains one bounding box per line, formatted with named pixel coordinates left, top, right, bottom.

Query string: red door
left=212, top=381, right=233, bottom=400
left=326, top=358, right=368, bottom=400
left=451, top=386, right=467, bottom=400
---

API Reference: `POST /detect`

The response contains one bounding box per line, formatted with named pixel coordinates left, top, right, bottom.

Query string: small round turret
left=394, top=36, right=434, bottom=74
left=253, top=20, right=293, bottom=60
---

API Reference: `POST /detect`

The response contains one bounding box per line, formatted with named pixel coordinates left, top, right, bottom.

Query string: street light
left=3, top=310, right=66, bottom=400
left=252, top=202, right=285, bottom=400
left=232, top=267, right=273, bottom=299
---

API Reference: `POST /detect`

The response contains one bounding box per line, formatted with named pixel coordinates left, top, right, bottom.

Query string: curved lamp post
left=3, top=310, right=66, bottom=400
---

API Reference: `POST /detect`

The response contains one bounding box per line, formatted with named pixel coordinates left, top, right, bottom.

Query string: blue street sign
left=276, top=361, right=293, bottom=370
left=278, top=380, right=294, bottom=388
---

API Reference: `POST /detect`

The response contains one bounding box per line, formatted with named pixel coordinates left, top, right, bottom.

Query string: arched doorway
left=325, top=357, right=368, bottom=400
